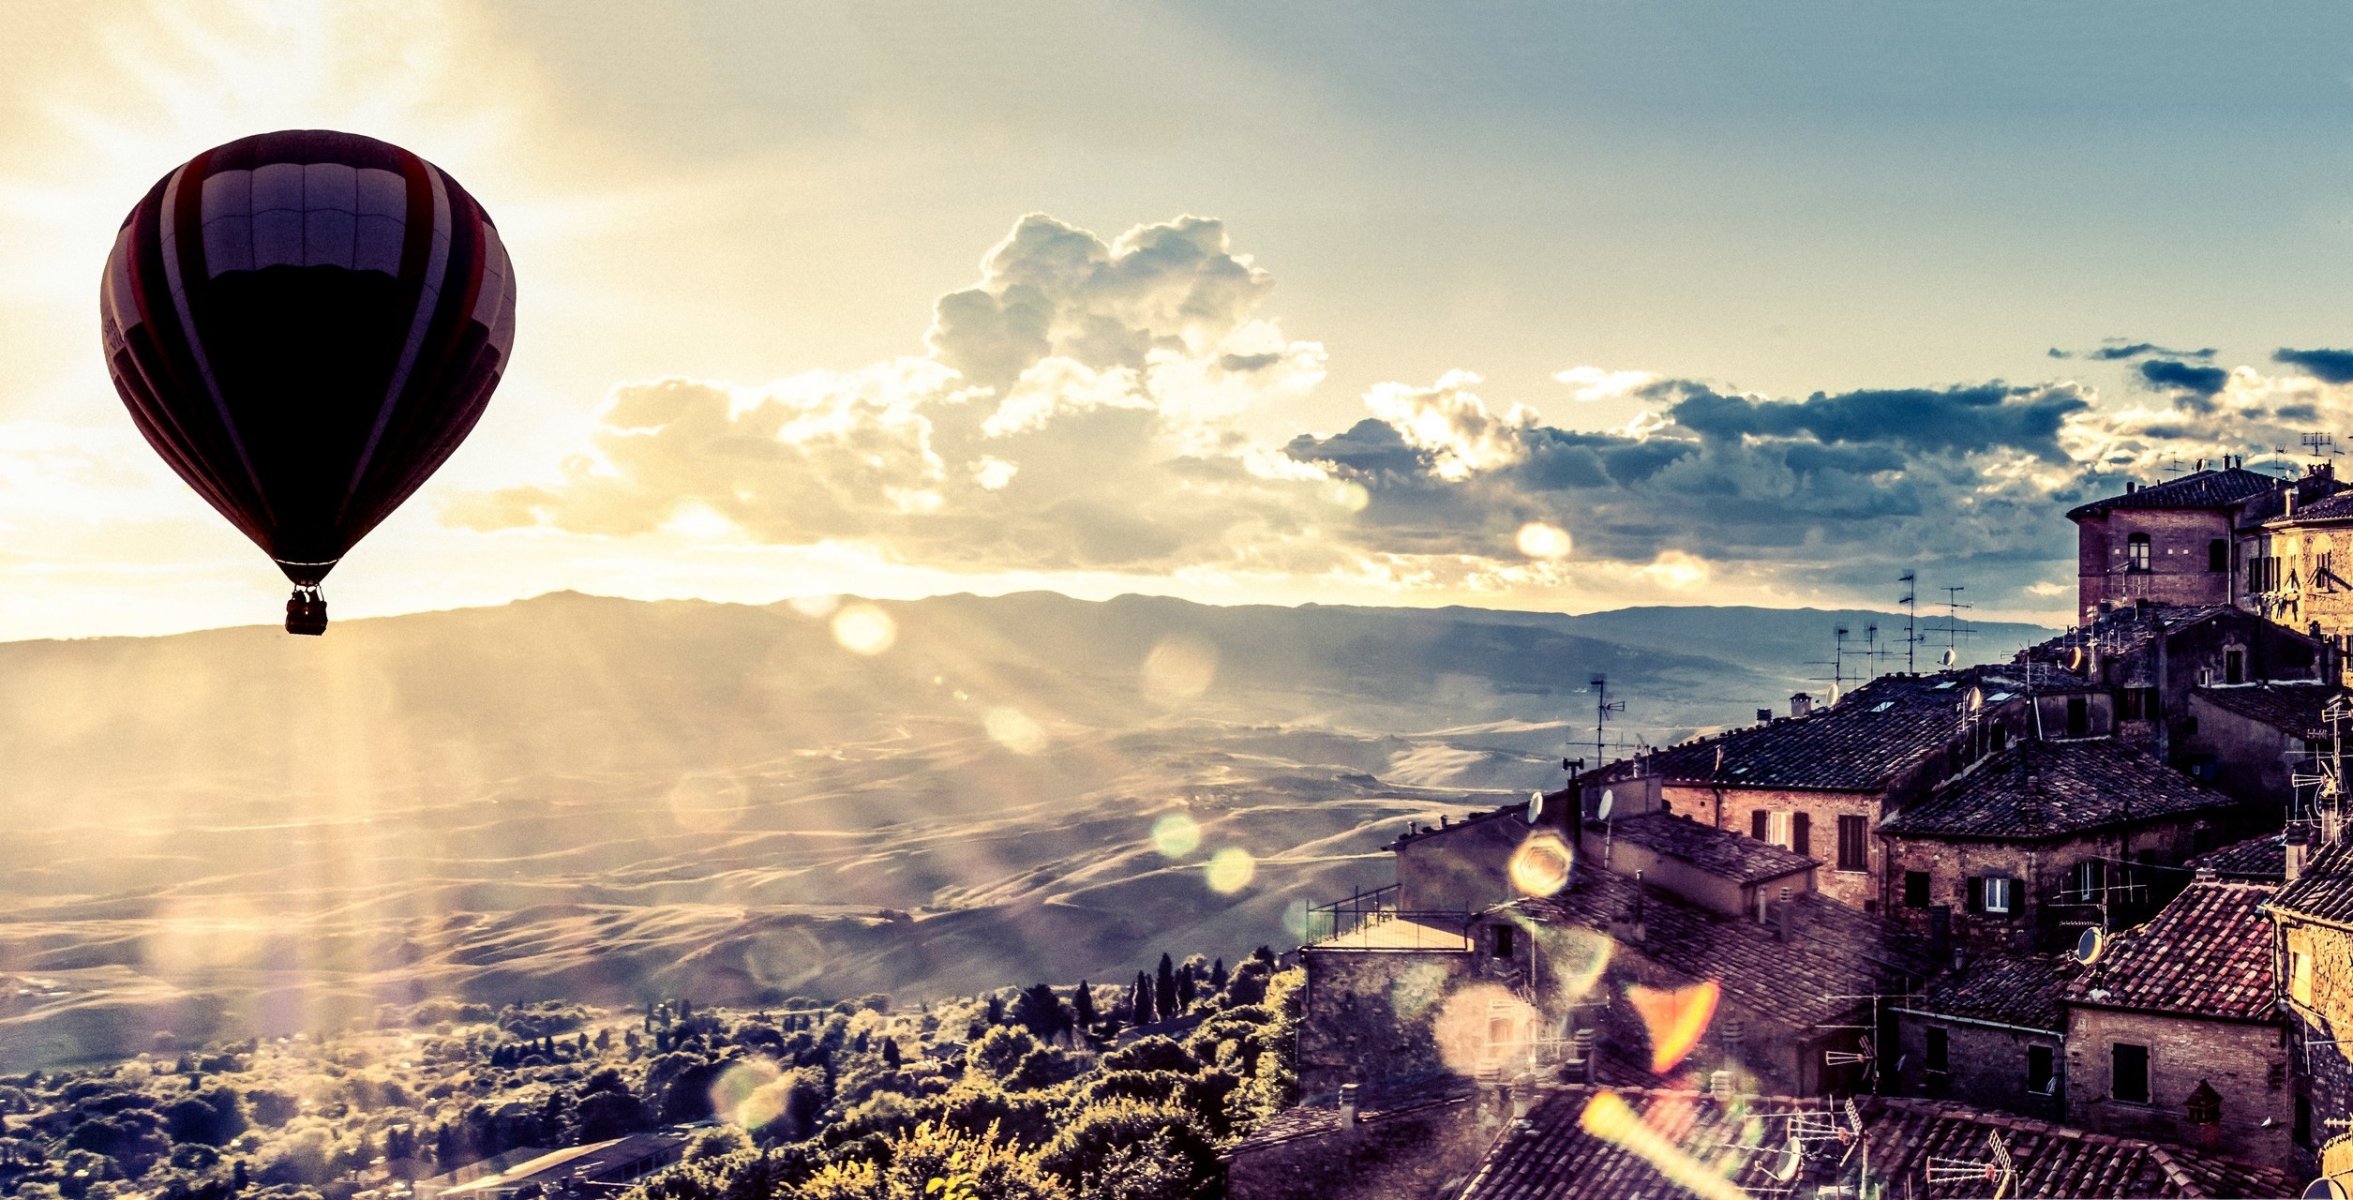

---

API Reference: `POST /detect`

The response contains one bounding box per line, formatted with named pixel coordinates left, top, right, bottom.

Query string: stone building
left=1576, top=808, right=1817, bottom=919
left=2179, top=681, right=2346, bottom=803
left=2256, top=483, right=2353, bottom=641
left=1889, top=953, right=2077, bottom=1122
left=2267, top=841, right=2353, bottom=1181
left=2062, top=879, right=2293, bottom=1171
left=1449, top=1084, right=2297, bottom=1200
left=2066, top=461, right=2341, bottom=620
left=1876, top=737, right=2240, bottom=954
left=1574, top=670, right=2033, bottom=911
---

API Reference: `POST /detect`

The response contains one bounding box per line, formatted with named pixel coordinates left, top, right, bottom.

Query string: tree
left=1209, top=959, right=1228, bottom=994
left=1069, top=982, right=1097, bottom=1032
left=1010, top=985, right=1069, bottom=1046
left=1154, top=955, right=1177, bottom=1021
left=883, top=1037, right=904, bottom=1069
left=796, top=1121, right=1069, bottom=1200
left=1131, top=973, right=1154, bottom=1025
left=967, top=1027, right=1044, bottom=1084
left=1175, top=964, right=1196, bottom=1012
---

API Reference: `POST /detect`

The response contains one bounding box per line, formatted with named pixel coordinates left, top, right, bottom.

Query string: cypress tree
left=1156, top=952, right=1178, bottom=1018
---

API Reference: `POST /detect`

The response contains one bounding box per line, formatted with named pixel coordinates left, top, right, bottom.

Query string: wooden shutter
left=1793, top=812, right=1810, bottom=856
left=1752, top=810, right=1768, bottom=839
left=1966, top=876, right=1985, bottom=913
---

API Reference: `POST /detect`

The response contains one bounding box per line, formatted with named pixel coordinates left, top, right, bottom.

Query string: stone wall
left=1299, top=947, right=1479, bottom=1094
left=1396, top=815, right=1528, bottom=913
left=2181, top=692, right=2307, bottom=808
left=1225, top=1098, right=1495, bottom=1200
left=2278, top=914, right=2353, bottom=1180
left=1889, top=1012, right=2065, bottom=1122
left=2063, top=1005, right=2293, bottom=1171
left=1880, top=820, right=2213, bottom=956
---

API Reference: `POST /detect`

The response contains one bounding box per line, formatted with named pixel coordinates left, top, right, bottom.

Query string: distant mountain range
left=0, top=592, right=2053, bottom=1067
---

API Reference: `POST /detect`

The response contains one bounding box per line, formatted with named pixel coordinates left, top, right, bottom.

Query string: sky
left=8, top=1, right=2353, bottom=640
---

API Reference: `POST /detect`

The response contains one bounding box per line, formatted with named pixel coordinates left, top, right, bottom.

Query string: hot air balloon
left=100, top=130, right=517, bottom=634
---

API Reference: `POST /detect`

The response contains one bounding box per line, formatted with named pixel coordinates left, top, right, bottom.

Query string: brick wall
left=1668, top=786, right=1881, bottom=910
left=2258, top=522, right=2353, bottom=642
left=1889, top=1012, right=2065, bottom=1122
left=2181, top=693, right=2307, bottom=807
left=2277, top=914, right=2353, bottom=1179
left=2078, top=509, right=2238, bottom=613
left=2064, top=1005, right=2293, bottom=1171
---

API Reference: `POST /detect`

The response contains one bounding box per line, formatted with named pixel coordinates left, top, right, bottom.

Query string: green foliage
left=795, top=1122, right=1068, bottom=1200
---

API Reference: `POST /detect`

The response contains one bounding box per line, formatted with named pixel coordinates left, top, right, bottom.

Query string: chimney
left=2288, top=839, right=2307, bottom=883
left=1337, top=1083, right=1361, bottom=1132
left=1774, top=886, right=1795, bottom=943
left=1509, top=1079, right=1534, bottom=1121
left=2288, top=488, right=2298, bottom=518
left=1790, top=692, right=1815, bottom=718
left=1573, top=1029, right=1598, bottom=1084
left=1757, top=708, right=1774, bottom=724
left=1709, top=1069, right=1734, bottom=1103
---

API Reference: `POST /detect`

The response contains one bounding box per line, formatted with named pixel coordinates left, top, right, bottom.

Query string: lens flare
left=1516, top=521, right=1573, bottom=559
left=1205, top=847, right=1256, bottom=893
left=708, top=1058, right=786, bottom=1128
left=1152, top=814, right=1202, bottom=858
left=1432, top=982, right=1538, bottom=1075
left=983, top=706, right=1048, bottom=754
left=1508, top=831, right=1574, bottom=897
left=663, top=773, right=749, bottom=832
left=1578, top=1090, right=1753, bottom=1200
left=1538, top=924, right=1615, bottom=1000
left=1629, top=979, right=1721, bottom=1074
left=787, top=594, right=841, bottom=618
left=1141, top=634, right=1219, bottom=703
left=1324, top=480, right=1371, bottom=511
left=831, top=604, right=896, bottom=655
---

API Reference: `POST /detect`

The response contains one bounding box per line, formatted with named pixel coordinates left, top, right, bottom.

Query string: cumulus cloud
left=449, top=211, right=2353, bottom=618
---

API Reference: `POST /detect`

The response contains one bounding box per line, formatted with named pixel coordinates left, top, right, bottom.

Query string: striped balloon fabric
left=100, top=129, right=517, bottom=633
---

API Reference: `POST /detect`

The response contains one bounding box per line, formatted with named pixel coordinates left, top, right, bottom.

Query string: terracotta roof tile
left=1454, top=1086, right=2296, bottom=1199
left=1895, top=953, right=2078, bottom=1033
left=2271, top=841, right=2353, bottom=928
left=2186, top=832, right=2299, bottom=882
left=2066, top=468, right=2286, bottom=520
left=2065, top=881, right=2278, bottom=1022
left=1880, top=738, right=2236, bottom=840
left=1596, top=810, right=1817, bottom=884
left=2191, top=682, right=2351, bottom=738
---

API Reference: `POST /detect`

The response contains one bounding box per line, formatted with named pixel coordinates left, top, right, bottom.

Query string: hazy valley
left=0, top=591, right=2052, bottom=1068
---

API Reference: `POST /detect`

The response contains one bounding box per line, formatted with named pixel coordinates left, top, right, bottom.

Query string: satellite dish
left=1893, top=1053, right=1909, bottom=1076
left=1941, top=647, right=1959, bottom=667
left=1826, top=683, right=1842, bottom=705
left=1527, top=790, right=1545, bottom=825
left=2066, top=646, right=2084, bottom=671
left=1596, top=789, right=1615, bottom=821
left=1965, top=687, right=1984, bottom=714
left=1772, top=1140, right=1804, bottom=1183
left=2075, top=926, right=2106, bottom=966
left=2302, top=1178, right=2349, bottom=1200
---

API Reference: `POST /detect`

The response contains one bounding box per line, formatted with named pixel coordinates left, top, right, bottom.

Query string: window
left=2290, top=944, right=2314, bottom=1006
left=2112, top=1042, right=2151, bottom=1104
left=2322, top=551, right=2337, bottom=592
left=2127, top=533, right=2151, bottom=571
left=1764, top=811, right=1798, bottom=851
left=1905, top=871, right=1931, bottom=908
left=1792, top=812, right=1811, bottom=856
left=2211, top=539, right=2229, bottom=572
left=2069, top=859, right=2107, bottom=903
left=1491, top=924, right=1515, bottom=959
left=1985, top=877, right=2016, bottom=914
left=2028, top=1045, right=2055, bottom=1096
left=1926, top=1027, right=1949, bottom=1073
left=2226, top=648, right=2246, bottom=685
left=2120, top=687, right=2157, bottom=720
left=2066, top=695, right=2089, bottom=737
left=2186, top=1082, right=2221, bottom=1125
left=1837, top=815, right=1868, bottom=871
left=2299, top=1096, right=2315, bottom=1147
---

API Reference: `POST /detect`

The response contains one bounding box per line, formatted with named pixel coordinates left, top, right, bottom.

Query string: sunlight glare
left=983, top=706, right=1048, bottom=755
left=1515, top=521, right=1573, bottom=560
left=1629, top=979, right=1721, bottom=1074
left=1508, top=831, right=1573, bottom=896
left=832, top=603, right=896, bottom=654
left=1151, top=813, right=1202, bottom=858
left=1141, top=634, right=1219, bottom=703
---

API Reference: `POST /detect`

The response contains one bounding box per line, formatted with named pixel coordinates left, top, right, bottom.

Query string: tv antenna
left=1939, top=586, right=1975, bottom=662
left=1590, top=675, right=1625, bottom=769
left=1816, top=990, right=1914, bottom=1096
left=1927, top=1130, right=2016, bottom=1198
left=2305, top=432, right=2340, bottom=460
left=1899, top=571, right=1922, bottom=673
left=2162, top=451, right=2190, bottom=478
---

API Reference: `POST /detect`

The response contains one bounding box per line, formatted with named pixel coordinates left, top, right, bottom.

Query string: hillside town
left=1236, top=463, right=2353, bottom=1199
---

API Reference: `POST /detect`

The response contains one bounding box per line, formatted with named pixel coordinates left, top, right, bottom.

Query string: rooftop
left=1454, top=1085, right=2295, bottom=1200
left=2065, top=467, right=2286, bottom=521
left=2265, top=487, right=2353, bottom=527
left=2271, top=841, right=2353, bottom=929
left=1596, top=810, right=1816, bottom=884
left=1880, top=738, right=2237, bottom=841
left=2066, top=880, right=2278, bottom=1022
left=2017, top=603, right=2251, bottom=687
left=2186, top=831, right=2300, bottom=882
left=2190, top=681, right=2350, bottom=738
left=1592, top=670, right=2025, bottom=795
left=1517, top=868, right=1940, bottom=1031
left=1894, top=953, right=2077, bottom=1033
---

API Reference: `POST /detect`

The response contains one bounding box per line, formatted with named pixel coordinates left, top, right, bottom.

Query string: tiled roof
left=1518, top=869, right=1940, bottom=1031
left=2191, top=682, right=2350, bottom=738
left=2065, top=468, right=2285, bottom=520
left=2186, top=832, right=2295, bottom=882
left=1598, top=810, right=1816, bottom=884
left=2017, top=604, right=2244, bottom=686
left=1879, top=738, right=2236, bottom=841
left=2265, top=488, right=2353, bottom=527
left=1895, top=953, right=2078, bottom=1033
left=1592, top=671, right=2021, bottom=795
left=1227, top=1077, right=1474, bottom=1153
left=2271, top=841, right=2353, bottom=928
left=2066, top=881, right=2278, bottom=1022
left=1454, top=1086, right=2297, bottom=1200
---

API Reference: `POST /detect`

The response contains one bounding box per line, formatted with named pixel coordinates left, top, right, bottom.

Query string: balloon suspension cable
left=285, top=585, right=328, bottom=637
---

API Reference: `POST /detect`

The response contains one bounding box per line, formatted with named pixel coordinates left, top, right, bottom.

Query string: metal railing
left=1301, top=884, right=1472, bottom=949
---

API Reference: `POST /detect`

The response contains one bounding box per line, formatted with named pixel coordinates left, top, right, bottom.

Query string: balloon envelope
left=100, top=129, right=516, bottom=600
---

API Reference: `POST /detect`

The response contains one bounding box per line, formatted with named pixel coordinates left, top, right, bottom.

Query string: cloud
left=2134, top=358, right=2230, bottom=406
left=449, top=210, right=2353, bottom=619
left=2276, top=347, right=2353, bottom=385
